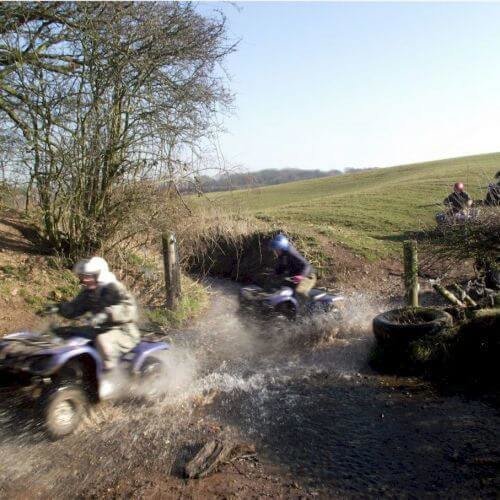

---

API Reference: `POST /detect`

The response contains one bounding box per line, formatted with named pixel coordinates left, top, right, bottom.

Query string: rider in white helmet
left=57, top=256, right=140, bottom=371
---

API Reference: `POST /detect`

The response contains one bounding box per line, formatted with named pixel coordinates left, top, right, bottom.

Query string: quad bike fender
left=319, top=293, right=345, bottom=304
left=31, top=345, right=102, bottom=377
left=270, top=295, right=298, bottom=310
left=131, top=341, right=170, bottom=374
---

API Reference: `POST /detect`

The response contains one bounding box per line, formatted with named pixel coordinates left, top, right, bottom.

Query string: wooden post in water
left=162, top=232, right=181, bottom=310
left=403, top=240, right=419, bottom=307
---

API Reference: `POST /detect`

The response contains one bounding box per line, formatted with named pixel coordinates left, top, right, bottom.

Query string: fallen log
left=432, top=283, right=465, bottom=307
left=467, top=307, right=500, bottom=320
left=451, top=284, right=477, bottom=307
left=184, top=439, right=256, bottom=479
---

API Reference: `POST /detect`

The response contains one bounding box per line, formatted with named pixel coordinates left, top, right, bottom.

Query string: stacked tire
left=371, top=307, right=453, bottom=374
left=373, top=307, right=453, bottom=347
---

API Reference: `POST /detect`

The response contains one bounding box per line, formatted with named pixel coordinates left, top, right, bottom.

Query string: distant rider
left=443, top=181, right=473, bottom=214
left=269, top=234, right=317, bottom=302
left=56, top=256, right=140, bottom=371
left=484, top=171, right=500, bottom=207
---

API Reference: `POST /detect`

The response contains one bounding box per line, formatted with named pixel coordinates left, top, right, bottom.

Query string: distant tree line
left=182, top=167, right=373, bottom=193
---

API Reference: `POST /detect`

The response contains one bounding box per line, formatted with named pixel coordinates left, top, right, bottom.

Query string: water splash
left=0, top=279, right=390, bottom=494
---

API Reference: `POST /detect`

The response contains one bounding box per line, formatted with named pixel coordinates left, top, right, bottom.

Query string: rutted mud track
left=0, top=280, right=498, bottom=498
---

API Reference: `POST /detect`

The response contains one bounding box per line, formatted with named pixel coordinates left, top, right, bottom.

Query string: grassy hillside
left=203, top=153, right=500, bottom=260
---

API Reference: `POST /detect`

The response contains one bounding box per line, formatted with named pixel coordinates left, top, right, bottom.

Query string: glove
left=41, top=304, right=59, bottom=316
left=90, top=312, right=108, bottom=328
left=291, top=275, right=304, bottom=285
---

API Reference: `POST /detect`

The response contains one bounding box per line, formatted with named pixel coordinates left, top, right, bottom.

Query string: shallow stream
left=0, top=279, right=498, bottom=497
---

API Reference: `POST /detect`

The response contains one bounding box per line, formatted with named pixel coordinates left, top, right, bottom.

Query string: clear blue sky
left=200, top=2, right=500, bottom=172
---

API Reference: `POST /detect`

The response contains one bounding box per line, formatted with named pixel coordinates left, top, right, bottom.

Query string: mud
left=0, top=280, right=498, bottom=498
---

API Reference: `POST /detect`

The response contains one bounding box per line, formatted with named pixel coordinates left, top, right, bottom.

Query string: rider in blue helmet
left=269, top=233, right=317, bottom=302
left=269, top=234, right=290, bottom=252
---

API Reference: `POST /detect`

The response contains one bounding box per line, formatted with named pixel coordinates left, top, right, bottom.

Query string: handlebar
left=37, top=304, right=59, bottom=317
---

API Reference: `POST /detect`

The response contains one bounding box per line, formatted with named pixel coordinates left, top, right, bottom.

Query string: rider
left=269, top=234, right=317, bottom=302
left=484, top=171, right=500, bottom=206
left=443, top=182, right=473, bottom=214
left=57, top=256, right=140, bottom=372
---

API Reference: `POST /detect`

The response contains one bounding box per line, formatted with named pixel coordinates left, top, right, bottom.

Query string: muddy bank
left=182, top=228, right=404, bottom=296
left=0, top=280, right=498, bottom=498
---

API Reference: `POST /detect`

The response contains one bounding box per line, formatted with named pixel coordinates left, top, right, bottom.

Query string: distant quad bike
left=435, top=207, right=480, bottom=227
left=0, top=326, right=169, bottom=439
left=239, top=278, right=345, bottom=322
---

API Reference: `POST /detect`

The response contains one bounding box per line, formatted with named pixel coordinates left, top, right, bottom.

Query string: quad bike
left=0, top=325, right=169, bottom=439
left=239, top=277, right=345, bottom=322
left=435, top=207, right=481, bottom=226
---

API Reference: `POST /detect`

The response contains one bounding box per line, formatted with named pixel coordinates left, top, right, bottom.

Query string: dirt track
left=0, top=281, right=499, bottom=499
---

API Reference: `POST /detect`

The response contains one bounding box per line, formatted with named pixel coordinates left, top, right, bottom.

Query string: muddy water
left=0, top=280, right=498, bottom=498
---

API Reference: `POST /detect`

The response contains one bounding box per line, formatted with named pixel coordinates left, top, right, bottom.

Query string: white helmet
left=91, top=257, right=116, bottom=285
left=73, top=256, right=117, bottom=285
left=73, top=256, right=109, bottom=276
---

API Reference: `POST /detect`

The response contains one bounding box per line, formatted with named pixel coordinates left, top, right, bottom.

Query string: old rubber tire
left=41, top=385, right=88, bottom=440
left=373, top=307, right=453, bottom=345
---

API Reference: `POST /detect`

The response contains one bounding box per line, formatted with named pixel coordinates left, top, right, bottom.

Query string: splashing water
left=1, top=279, right=498, bottom=499
left=143, top=280, right=390, bottom=402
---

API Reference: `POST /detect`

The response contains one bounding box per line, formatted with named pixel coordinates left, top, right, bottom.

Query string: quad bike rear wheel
left=275, top=302, right=297, bottom=321
left=140, top=356, right=164, bottom=380
left=136, top=357, right=165, bottom=398
left=40, top=385, right=88, bottom=440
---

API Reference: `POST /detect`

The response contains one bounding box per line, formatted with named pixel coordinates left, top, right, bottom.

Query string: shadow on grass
left=373, top=233, right=409, bottom=243
left=374, top=228, right=440, bottom=244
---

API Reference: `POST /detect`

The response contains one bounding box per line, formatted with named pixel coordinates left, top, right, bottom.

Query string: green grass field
left=203, top=153, right=500, bottom=261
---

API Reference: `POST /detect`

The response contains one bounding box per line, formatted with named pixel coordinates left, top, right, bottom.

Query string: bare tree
left=0, top=2, right=234, bottom=257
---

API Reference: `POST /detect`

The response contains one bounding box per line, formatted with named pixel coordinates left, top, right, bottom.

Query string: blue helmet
left=269, top=234, right=289, bottom=251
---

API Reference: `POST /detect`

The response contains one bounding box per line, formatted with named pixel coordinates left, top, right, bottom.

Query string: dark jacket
left=59, top=281, right=138, bottom=328
left=485, top=184, right=500, bottom=206
left=443, top=191, right=471, bottom=212
left=275, top=245, right=314, bottom=278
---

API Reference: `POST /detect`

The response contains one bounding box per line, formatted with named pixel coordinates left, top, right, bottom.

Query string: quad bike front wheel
left=274, top=302, right=297, bottom=321
left=40, top=385, right=88, bottom=440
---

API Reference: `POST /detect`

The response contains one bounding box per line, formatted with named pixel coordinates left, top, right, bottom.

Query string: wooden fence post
left=403, top=240, right=419, bottom=307
left=162, top=232, right=181, bottom=310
